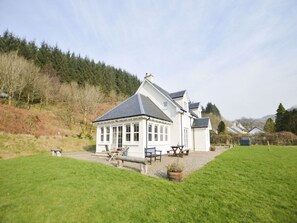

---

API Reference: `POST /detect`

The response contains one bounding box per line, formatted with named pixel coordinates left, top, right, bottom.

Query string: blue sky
left=1, top=0, right=296, bottom=120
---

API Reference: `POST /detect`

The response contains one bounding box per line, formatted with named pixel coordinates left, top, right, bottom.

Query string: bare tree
left=0, top=52, right=23, bottom=105
left=0, top=51, right=40, bottom=107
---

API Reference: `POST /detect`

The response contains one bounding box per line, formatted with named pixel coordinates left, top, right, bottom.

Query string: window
left=112, top=127, right=117, bottom=146
left=100, top=127, right=104, bottom=142
left=134, top=123, right=139, bottom=141
left=148, top=124, right=152, bottom=141
left=184, top=128, right=189, bottom=147
left=126, top=124, right=131, bottom=141
left=154, top=125, right=158, bottom=141
left=165, top=126, right=168, bottom=141
left=106, top=127, right=110, bottom=142
left=160, top=126, right=164, bottom=141
left=163, top=101, right=168, bottom=108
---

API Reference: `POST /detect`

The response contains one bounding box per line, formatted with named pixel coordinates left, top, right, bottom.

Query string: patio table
left=170, top=145, right=184, bottom=157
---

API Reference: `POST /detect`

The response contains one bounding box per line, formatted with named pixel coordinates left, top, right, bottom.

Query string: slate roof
left=169, top=90, right=186, bottom=99
left=93, top=93, right=172, bottom=123
left=189, top=102, right=200, bottom=110
left=192, top=118, right=210, bottom=128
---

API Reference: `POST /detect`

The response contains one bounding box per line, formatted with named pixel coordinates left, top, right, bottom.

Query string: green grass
left=0, top=146, right=296, bottom=222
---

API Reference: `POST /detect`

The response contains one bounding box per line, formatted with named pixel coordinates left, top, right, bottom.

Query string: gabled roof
left=189, top=102, right=200, bottom=110
left=169, top=90, right=186, bottom=99
left=192, top=118, right=210, bottom=128
left=93, top=93, right=172, bottom=123
left=151, top=82, right=183, bottom=109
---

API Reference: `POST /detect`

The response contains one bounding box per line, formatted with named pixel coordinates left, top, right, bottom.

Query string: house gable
left=93, top=93, right=172, bottom=123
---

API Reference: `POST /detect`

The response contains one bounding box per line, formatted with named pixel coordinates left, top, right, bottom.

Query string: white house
left=248, top=127, right=265, bottom=135
left=93, top=74, right=212, bottom=158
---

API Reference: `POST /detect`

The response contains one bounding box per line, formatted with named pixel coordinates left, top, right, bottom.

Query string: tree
left=282, top=109, right=297, bottom=135
left=264, top=118, right=275, bottom=133
left=0, top=51, right=40, bottom=106
left=275, top=103, right=286, bottom=132
left=218, top=121, right=226, bottom=134
left=204, top=102, right=221, bottom=118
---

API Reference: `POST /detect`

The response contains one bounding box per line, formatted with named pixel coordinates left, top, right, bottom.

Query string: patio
left=63, top=147, right=229, bottom=179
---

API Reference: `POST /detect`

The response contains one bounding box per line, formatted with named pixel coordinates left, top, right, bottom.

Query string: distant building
left=248, top=127, right=265, bottom=135
left=227, top=122, right=248, bottom=134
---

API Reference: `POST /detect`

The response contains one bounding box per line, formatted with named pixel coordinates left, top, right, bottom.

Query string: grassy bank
left=0, top=133, right=95, bottom=159
left=0, top=146, right=296, bottom=222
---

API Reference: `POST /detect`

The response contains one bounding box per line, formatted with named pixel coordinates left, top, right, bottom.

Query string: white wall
left=95, top=118, right=146, bottom=158
left=193, top=128, right=210, bottom=151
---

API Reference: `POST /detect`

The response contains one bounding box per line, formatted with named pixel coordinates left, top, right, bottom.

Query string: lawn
left=0, top=146, right=296, bottom=222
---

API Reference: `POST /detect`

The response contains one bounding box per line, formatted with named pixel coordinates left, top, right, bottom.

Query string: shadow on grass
left=83, top=144, right=96, bottom=153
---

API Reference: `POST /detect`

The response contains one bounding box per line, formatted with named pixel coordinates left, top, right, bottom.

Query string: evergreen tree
left=264, top=118, right=275, bottom=132
left=275, top=103, right=286, bottom=132
left=282, top=109, right=297, bottom=135
left=218, top=121, right=226, bottom=134
left=0, top=31, right=141, bottom=97
left=204, top=102, right=221, bottom=117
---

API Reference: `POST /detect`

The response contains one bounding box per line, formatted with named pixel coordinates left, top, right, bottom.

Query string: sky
left=1, top=0, right=296, bottom=120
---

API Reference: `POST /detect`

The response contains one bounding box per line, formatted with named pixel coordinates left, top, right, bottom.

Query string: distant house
left=248, top=127, right=264, bottom=135
left=93, top=74, right=212, bottom=158
left=227, top=122, right=248, bottom=134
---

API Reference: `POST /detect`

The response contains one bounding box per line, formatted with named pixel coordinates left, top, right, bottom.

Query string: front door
left=112, top=126, right=123, bottom=149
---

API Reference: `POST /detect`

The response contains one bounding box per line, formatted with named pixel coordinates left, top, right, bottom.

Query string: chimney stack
left=145, top=73, right=154, bottom=83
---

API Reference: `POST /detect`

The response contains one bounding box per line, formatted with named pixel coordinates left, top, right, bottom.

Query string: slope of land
left=0, top=101, right=119, bottom=159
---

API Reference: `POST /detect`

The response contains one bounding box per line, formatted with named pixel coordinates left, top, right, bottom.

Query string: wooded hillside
left=0, top=30, right=141, bottom=96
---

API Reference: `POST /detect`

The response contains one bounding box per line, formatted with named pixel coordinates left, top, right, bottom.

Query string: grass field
left=0, top=146, right=296, bottom=222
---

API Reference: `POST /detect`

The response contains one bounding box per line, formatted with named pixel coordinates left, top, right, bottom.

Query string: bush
left=211, top=131, right=297, bottom=146
left=251, top=132, right=297, bottom=145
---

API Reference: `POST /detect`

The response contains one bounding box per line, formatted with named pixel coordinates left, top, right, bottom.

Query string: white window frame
left=165, top=126, right=168, bottom=142
left=106, top=126, right=110, bottom=142
left=160, top=125, right=164, bottom=141
left=100, top=127, right=104, bottom=142
left=125, top=124, right=131, bottom=142
left=133, top=123, right=139, bottom=142
left=148, top=124, right=153, bottom=142
left=154, top=125, right=158, bottom=141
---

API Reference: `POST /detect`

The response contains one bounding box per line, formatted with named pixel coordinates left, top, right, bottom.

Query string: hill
left=0, top=100, right=120, bottom=159
left=0, top=30, right=141, bottom=96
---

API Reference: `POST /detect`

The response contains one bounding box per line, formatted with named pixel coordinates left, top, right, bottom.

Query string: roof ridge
left=137, top=93, right=145, bottom=114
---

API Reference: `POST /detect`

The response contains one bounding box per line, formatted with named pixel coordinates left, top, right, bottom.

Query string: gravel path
left=63, top=147, right=228, bottom=179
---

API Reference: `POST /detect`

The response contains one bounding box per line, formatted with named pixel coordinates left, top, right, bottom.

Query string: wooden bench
left=116, top=156, right=148, bottom=174
left=145, top=147, right=162, bottom=164
left=51, top=148, right=62, bottom=156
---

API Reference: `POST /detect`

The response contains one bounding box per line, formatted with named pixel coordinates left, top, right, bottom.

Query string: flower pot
left=167, top=171, right=183, bottom=182
left=123, top=151, right=128, bottom=156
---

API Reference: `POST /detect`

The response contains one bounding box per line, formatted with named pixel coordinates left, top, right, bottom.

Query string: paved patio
left=63, top=147, right=229, bottom=179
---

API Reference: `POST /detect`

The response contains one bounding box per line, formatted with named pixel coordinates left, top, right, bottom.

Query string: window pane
left=126, top=125, right=131, bottom=141
left=134, top=123, right=139, bottom=141
left=154, top=125, right=158, bottom=141
left=100, top=127, right=104, bottom=142
left=106, top=127, right=110, bottom=141
left=148, top=124, right=152, bottom=141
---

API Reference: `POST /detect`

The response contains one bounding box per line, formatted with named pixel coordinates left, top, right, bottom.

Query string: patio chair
left=106, top=145, right=119, bottom=161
